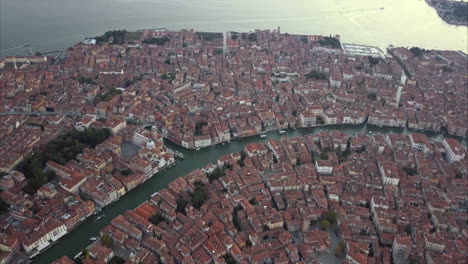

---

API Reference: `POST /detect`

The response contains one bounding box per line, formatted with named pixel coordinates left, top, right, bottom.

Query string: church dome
left=146, top=140, right=155, bottom=149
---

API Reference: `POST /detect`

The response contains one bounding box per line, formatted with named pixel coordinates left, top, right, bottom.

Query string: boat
left=279, top=130, right=286, bottom=135
left=90, top=237, right=98, bottom=241
left=174, top=151, right=184, bottom=159
left=73, top=251, right=83, bottom=259
left=260, top=134, right=267, bottom=139
left=368, top=131, right=373, bottom=134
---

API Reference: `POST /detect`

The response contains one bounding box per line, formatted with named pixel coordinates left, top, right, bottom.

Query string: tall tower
left=277, top=26, right=281, bottom=35
left=392, top=236, right=411, bottom=264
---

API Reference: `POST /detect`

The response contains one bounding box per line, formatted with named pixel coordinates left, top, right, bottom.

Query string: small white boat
left=260, top=134, right=267, bottom=139
left=196, top=148, right=201, bottom=151
left=90, top=237, right=98, bottom=241
left=279, top=130, right=286, bottom=135
left=368, top=131, right=373, bottom=134
left=74, top=251, right=83, bottom=259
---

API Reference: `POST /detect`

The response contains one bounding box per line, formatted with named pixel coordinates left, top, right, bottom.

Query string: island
left=426, top=0, right=468, bottom=26
left=0, top=28, right=466, bottom=263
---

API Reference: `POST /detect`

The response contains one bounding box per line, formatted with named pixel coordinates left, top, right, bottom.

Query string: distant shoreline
left=425, top=0, right=468, bottom=27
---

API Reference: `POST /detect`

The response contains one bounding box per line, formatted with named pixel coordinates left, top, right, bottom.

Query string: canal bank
left=33, top=124, right=464, bottom=263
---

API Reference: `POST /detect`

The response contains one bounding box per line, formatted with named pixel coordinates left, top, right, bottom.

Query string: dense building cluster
left=0, top=121, right=174, bottom=262
left=0, top=29, right=466, bottom=153
left=54, top=131, right=466, bottom=264
left=0, top=28, right=466, bottom=263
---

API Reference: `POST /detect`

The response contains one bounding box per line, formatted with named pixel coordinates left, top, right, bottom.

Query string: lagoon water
left=1, top=0, right=467, bottom=56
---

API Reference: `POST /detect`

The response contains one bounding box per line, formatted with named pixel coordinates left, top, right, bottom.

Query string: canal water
left=34, top=124, right=463, bottom=263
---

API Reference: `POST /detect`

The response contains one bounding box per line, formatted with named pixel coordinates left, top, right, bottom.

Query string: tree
left=334, top=240, right=346, bottom=257
left=161, top=73, right=173, bottom=81
left=213, top=48, right=223, bottom=55
left=318, top=36, right=341, bottom=49
left=101, top=234, right=113, bottom=248
left=108, top=256, right=125, bottom=264
left=305, top=70, right=327, bottom=80
left=367, top=93, right=377, bottom=101
left=196, top=32, right=223, bottom=40
left=0, top=198, right=9, bottom=213
left=142, top=36, right=170, bottom=45
left=320, top=152, right=328, bottom=160
left=320, top=220, right=331, bottom=230
left=404, top=224, right=412, bottom=235
left=273, top=155, right=278, bottom=163
left=100, top=87, right=122, bottom=102
left=245, top=239, right=252, bottom=247
left=337, top=149, right=350, bottom=163
left=78, top=76, right=96, bottom=85
left=409, top=47, right=426, bottom=57
left=176, top=198, right=189, bottom=215
left=94, top=30, right=127, bottom=45
left=381, top=98, right=387, bottom=106
left=453, top=4, right=468, bottom=19
left=149, top=212, right=166, bottom=225
left=223, top=254, right=236, bottom=264
left=248, top=33, right=257, bottom=42
left=326, top=210, right=338, bottom=224
left=121, top=169, right=131, bottom=176
left=249, top=198, right=257, bottom=205
left=195, top=120, right=208, bottom=136
left=240, top=151, right=247, bottom=161
left=316, top=116, right=325, bottom=125
left=368, top=56, right=381, bottom=67
left=191, top=186, right=207, bottom=209
left=207, top=167, right=226, bottom=182
left=233, top=207, right=242, bottom=231
left=403, top=167, right=417, bottom=176
left=81, top=248, right=91, bottom=259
